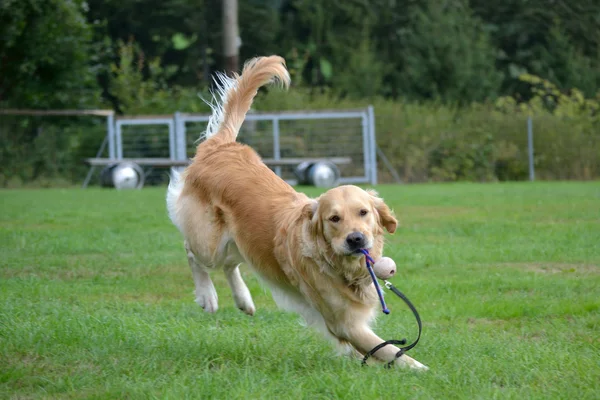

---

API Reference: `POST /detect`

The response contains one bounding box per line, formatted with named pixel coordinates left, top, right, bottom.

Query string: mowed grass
left=1, top=182, right=599, bottom=399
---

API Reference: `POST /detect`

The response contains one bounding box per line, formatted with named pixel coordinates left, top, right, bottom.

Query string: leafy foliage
left=1, top=0, right=599, bottom=185
left=391, top=0, right=503, bottom=103
left=0, top=0, right=105, bottom=186
left=469, top=0, right=600, bottom=97
left=108, top=40, right=212, bottom=114
left=495, top=74, right=600, bottom=180
left=4, top=0, right=598, bottom=106
left=0, top=0, right=101, bottom=108
left=254, top=82, right=599, bottom=183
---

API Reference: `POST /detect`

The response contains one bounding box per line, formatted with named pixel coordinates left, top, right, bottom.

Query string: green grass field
left=1, top=182, right=599, bottom=399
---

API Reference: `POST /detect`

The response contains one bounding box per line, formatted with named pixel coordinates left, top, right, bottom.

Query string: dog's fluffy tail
left=202, top=56, right=290, bottom=144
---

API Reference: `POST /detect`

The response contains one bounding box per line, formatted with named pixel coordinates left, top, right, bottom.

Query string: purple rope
left=358, top=249, right=390, bottom=314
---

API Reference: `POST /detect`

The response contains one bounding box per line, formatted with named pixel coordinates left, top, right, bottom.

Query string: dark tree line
left=1, top=0, right=599, bottom=109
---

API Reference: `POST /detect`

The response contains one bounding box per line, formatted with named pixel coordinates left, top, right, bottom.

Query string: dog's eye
left=360, top=209, right=368, bottom=216
left=329, top=215, right=340, bottom=223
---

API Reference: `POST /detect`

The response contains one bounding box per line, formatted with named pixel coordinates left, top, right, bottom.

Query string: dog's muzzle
left=345, top=232, right=366, bottom=252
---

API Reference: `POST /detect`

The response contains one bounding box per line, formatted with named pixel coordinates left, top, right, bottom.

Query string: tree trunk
left=223, top=0, right=239, bottom=76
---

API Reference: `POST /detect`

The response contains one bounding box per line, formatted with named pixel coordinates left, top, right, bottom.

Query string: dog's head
left=303, top=185, right=397, bottom=256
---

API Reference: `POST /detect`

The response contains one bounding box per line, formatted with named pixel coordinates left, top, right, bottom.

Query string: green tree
left=275, top=0, right=386, bottom=98
left=0, top=0, right=101, bottom=107
left=392, top=0, right=502, bottom=103
left=469, top=0, right=600, bottom=97
left=533, top=23, right=600, bottom=97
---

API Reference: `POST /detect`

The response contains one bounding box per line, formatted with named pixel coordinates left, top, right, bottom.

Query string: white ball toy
left=373, top=257, right=397, bottom=280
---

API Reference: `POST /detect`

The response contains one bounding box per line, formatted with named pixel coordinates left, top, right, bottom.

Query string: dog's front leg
left=344, top=325, right=429, bottom=370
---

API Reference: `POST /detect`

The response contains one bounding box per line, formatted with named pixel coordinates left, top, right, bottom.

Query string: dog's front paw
left=232, top=289, right=256, bottom=316
left=236, top=300, right=256, bottom=316
left=395, top=355, right=429, bottom=371
left=195, top=292, right=218, bottom=313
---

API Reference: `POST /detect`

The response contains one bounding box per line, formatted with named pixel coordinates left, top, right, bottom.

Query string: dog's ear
left=302, top=199, right=323, bottom=237
left=367, top=189, right=398, bottom=234
left=302, top=199, right=318, bottom=220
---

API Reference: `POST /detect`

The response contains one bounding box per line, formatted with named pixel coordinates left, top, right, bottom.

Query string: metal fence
left=108, top=107, right=378, bottom=185
left=5, top=108, right=584, bottom=187
left=115, top=116, right=176, bottom=160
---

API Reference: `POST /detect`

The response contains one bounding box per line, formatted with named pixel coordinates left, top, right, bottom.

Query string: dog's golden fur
left=167, top=56, right=427, bottom=369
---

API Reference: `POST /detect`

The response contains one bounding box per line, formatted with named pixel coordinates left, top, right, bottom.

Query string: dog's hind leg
left=224, top=263, right=256, bottom=316
left=185, top=240, right=219, bottom=313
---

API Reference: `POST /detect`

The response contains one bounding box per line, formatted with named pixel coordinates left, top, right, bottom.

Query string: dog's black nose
left=346, top=232, right=366, bottom=250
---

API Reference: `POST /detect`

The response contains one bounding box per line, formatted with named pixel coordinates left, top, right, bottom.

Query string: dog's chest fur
left=273, top=214, right=380, bottom=311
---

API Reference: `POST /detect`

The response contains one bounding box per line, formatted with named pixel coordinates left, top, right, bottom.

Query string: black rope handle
left=361, top=281, right=422, bottom=368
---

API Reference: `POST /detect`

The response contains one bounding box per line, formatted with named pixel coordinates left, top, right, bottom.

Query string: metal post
left=377, top=146, right=403, bottom=184
left=174, top=112, right=187, bottom=161
left=361, top=113, right=370, bottom=184
left=107, top=113, right=116, bottom=159
left=168, top=120, right=176, bottom=160
left=223, top=0, right=239, bottom=75
left=82, top=135, right=109, bottom=189
left=528, top=115, right=535, bottom=181
left=273, top=117, right=282, bottom=177
left=367, top=105, right=378, bottom=185
left=115, top=120, right=123, bottom=159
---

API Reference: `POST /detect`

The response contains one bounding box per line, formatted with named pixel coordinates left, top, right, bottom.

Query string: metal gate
left=114, top=116, right=176, bottom=160
left=107, top=106, right=378, bottom=185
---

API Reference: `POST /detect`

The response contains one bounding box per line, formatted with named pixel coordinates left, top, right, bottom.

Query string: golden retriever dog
left=166, top=56, right=428, bottom=370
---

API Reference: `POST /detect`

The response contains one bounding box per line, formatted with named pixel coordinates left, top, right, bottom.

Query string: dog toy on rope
left=372, top=257, right=397, bottom=280
left=358, top=249, right=398, bottom=314
left=357, top=248, right=423, bottom=367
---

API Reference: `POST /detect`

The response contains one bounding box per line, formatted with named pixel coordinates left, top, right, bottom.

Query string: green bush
left=255, top=78, right=599, bottom=183
left=2, top=69, right=597, bottom=187
left=109, top=40, right=212, bottom=114
left=495, top=74, right=600, bottom=180
left=0, top=116, right=106, bottom=187
left=0, top=41, right=212, bottom=188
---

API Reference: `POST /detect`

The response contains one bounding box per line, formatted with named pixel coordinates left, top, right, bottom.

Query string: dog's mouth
left=347, top=247, right=370, bottom=257
left=337, top=237, right=373, bottom=257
